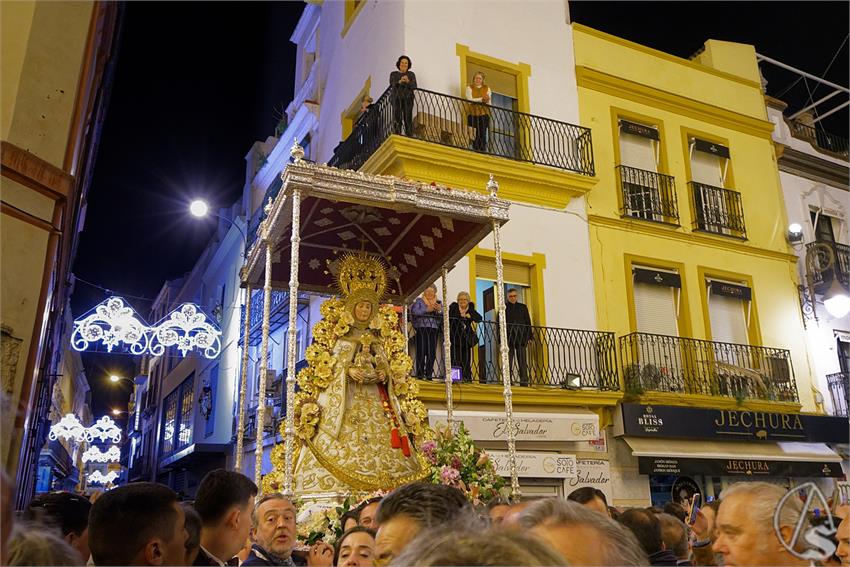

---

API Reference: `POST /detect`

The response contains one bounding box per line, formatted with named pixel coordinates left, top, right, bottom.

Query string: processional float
left=236, top=141, right=520, bottom=501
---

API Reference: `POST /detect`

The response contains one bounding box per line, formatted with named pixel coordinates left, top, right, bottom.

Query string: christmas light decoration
left=149, top=303, right=222, bottom=359
left=87, top=470, right=119, bottom=485
left=87, top=416, right=123, bottom=443
left=72, top=297, right=222, bottom=359
left=48, top=414, right=87, bottom=443
left=72, top=297, right=150, bottom=355
left=82, top=445, right=121, bottom=463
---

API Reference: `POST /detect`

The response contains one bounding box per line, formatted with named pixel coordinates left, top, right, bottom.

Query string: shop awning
left=624, top=437, right=845, bottom=478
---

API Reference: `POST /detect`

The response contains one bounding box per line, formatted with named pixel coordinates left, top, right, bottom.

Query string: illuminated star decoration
left=87, top=416, right=123, bottom=444
left=82, top=445, right=121, bottom=463
left=48, top=414, right=88, bottom=443
left=148, top=303, right=222, bottom=359
left=87, top=470, right=120, bottom=485
left=71, top=297, right=150, bottom=355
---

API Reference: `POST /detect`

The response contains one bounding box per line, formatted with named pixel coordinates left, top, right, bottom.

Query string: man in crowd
left=619, top=508, right=678, bottom=566
left=655, top=513, right=690, bottom=566
left=26, top=491, right=92, bottom=563
left=517, top=498, right=648, bottom=566
left=88, top=482, right=189, bottom=566
left=568, top=486, right=611, bottom=517
left=836, top=504, right=850, bottom=565
left=373, top=482, right=474, bottom=566
left=713, top=481, right=811, bottom=566
left=244, top=493, right=333, bottom=567
left=193, top=469, right=258, bottom=566
left=357, top=497, right=382, bottom=530
left=505, top=288, right=532, bottom=386
left=691, top=499, right=721, bottom=566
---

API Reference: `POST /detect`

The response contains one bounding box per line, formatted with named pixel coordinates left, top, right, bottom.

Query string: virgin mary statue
left=264, top=253, right=430, bottom=495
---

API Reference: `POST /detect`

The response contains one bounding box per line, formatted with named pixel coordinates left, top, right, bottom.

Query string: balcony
left=827, top=372, right=848, bottom=417
left=689, top=182, right=747, bottom=239
left=328, top=86, right=595, bottom=176
left=619, top=332, right=799, bottom=403
left=806, top=240, right=850, bottom=293
left=617, top=165, right=679, bottom=225
left=788, top=120, right=849, bottom=160
left=411, top=315, right=619, bottom=391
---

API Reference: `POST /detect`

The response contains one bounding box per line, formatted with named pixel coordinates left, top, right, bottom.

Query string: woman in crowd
left=411, top=285, right=442, bottom=379
left=449, top=291, right=482, bottom=382
left=465, top=72, right=492, bottom=152
left=6, top=524, right=84, bottom=566
left=389, top=55, right=416, bottom=136
left=335, top=527, right=376, bottom=567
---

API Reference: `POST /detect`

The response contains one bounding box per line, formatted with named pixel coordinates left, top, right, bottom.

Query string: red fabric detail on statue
left=390, top=428, right=402, bottom=448
left=401, top=435, right=411, bottom=457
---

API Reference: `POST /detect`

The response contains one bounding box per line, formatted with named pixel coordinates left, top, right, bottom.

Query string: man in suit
left=192, top=469, right=257, bottom=566
left=505, top=288, right=532, bottom=386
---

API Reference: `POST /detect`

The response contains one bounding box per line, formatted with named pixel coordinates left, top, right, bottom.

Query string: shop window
left=160, top=373, right=194, bottom=459
left=632, top=266, right=680, bottom=336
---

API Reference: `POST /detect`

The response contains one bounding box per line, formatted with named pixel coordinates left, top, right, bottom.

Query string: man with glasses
left=505, top=288, right=532, bottom=387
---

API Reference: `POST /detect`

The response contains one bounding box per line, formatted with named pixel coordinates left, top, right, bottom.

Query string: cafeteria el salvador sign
left=428, top=409, right=599, bottom=442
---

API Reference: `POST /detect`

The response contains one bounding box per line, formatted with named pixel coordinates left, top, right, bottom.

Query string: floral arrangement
left=423, top=423, right=505, bottom=506
left=295, top=496, right=354, bottom=546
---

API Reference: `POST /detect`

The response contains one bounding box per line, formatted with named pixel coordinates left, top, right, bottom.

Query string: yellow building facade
left=574, top=25, right=813, bottom=414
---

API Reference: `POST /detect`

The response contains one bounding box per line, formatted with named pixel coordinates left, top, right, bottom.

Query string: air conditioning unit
left=262, top=405, right=276, bottom=432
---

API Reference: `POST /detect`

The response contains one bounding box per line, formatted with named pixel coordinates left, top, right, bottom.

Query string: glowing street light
left=189, top=199, right=209, bottom=218
left=824, top=279, right=850, bottom=319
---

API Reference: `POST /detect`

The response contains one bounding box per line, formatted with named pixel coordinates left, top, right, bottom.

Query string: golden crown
left=333, top=252, right=389, bottom=301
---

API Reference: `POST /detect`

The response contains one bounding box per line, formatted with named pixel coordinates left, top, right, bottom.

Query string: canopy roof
left=242, top=158, right=510, bottom=304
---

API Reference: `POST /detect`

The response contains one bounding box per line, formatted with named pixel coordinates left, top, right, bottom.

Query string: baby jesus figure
left=350, top=333, right=388, bottom=384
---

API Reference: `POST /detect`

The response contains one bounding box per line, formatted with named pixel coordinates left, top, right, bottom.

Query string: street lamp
left=188, top=199, right=248, bottom=257
left=111, top=408, right=128, bottom=417
left=824, top=278, right=850, bottom=319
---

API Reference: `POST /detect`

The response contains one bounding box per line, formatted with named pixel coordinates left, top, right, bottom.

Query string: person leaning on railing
left=389, top=55, right=416, bottom=137
left=465, top=72, right=491, bottom=152
left=449, top=291, right=482, bottom=383
left=411, top=284, right=442, bottom=379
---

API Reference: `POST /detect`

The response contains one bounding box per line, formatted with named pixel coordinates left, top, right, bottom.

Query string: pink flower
left=439, top=466, right=460, bottom=485
left=421, top=441, right=437, bottom=464
left=451, top=456, right=462, bottom=470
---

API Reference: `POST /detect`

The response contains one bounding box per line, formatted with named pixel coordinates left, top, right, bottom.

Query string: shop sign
left=429, top=410, right=598, bottom=442
left=638, top=456, right=844, bottom=478
left=489, top=451, right=577, bottom=479
left=567, top=459, right=613, bottom=503
left=621, top=404, right=848, bottom=443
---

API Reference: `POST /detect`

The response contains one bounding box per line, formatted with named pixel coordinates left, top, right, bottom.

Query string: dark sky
left=72, top=1, right=848, bottom=416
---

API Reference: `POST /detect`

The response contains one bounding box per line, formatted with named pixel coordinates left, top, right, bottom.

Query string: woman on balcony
left=449, top=291, right=482, bottom=382
left=411, top=284, right=441, bottom=379
left=389, top=55, right=416, bottom=137
left=466, top=72, right=492, bottom=152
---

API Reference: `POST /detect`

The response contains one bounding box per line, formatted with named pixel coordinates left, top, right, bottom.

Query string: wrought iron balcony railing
left=806, top=240, right=850, bottom=292
left=617, top=165, right=679, bottom=225
left=619, top=332, right=799, bottom=403
left=689, top=182, right=746, bottom=239
left=827, top=371, right=848, bottom=417
left=409, top=314, right=619, bottom=390
left=788, top=121, right=849, bottom=160
left=328, top=85, right=595, bottom=176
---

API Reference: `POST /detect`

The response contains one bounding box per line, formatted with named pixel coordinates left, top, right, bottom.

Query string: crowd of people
left=2, top=466, right=849, bottom=566
left=409, top=285, right=533, bottom=385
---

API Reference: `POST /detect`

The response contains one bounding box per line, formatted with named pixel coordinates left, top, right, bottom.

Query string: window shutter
left=619, top=131, right=657, bottom=172
left=690, top=149, right=724, bottom=187
left=708, top=290, right=749, bottom=345
left=476, top=258, right=531, bottom=286
left=634, top=282, right=679, bottom=336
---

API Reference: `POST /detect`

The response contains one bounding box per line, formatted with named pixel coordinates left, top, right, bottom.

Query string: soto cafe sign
left=428, top=410, right=598, bottom=442
left=489, top=451, right=577, bottom=479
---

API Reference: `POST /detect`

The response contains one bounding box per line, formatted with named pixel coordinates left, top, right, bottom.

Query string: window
left=342, top=0, right=366, bottom=37
left=706, top=279, right=751, bottom=345
left=618, top=120, right=664, bottom=222
left=341, top=79, right=371, bottom=140
left=811, top=211, right=837, bottom=243
left=689, top=138, right=735, bottom=235
left=160, top=373, right=194, bottom=458
left=632, top=266, right=680, bottom=336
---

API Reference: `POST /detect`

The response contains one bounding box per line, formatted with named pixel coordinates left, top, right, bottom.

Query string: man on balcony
left=505, top=288, right=532, bottom=386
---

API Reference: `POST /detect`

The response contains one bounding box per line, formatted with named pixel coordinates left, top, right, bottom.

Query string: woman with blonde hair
left=448, top=291, right=482, bottom=382
left=465, top=72, right=492, bottom=152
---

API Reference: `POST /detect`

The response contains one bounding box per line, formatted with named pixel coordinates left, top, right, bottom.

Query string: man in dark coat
left=505, top=288, right=532, bottom=386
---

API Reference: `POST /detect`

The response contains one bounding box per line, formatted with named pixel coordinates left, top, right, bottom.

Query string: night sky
left=72, top=1, right=848, bottom=416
